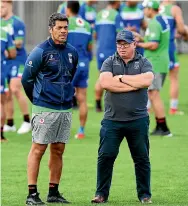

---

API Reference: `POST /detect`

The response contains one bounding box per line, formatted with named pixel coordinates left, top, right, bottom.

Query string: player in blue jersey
left=119, top=0, right=147, bottom=55
left=79, top=0, right=97, bottom=29
left=0, top=27, right=16, bottom=141
left=94, top=1, right=123, bottom=112
left=160, top=0, right=187, bottom=115
left=1, top=0, right=31, bottom=134
left=66, top=1, right=92, bottom=139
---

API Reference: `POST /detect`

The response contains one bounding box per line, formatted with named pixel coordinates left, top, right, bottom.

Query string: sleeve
left=147, top=22, right=161, bottom=42
left=100, top=57, right=113, bottom=73
left=14, top=20, right=25, bottom=41
left=141, top=58, right=153, bottom=74
left=115, top=14, right=124, bottom=33
left=7, top=33, right=15, bottom=51
left=21, top=47, right=43, bottom=102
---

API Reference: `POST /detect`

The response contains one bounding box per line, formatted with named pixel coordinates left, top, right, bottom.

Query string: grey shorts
left=31, top=112, right=72, bottom=144
left=148, top=73, right=166, bottom=91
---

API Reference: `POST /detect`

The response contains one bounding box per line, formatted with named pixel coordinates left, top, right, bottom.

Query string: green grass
left=1, top=54, right=188, bottom=206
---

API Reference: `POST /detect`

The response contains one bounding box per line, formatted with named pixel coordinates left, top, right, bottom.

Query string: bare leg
left=27, top=143, right=48, bottom=185
left=76, top=88, right=88, bottom=128
left=48, top=143, right=65, bottom=184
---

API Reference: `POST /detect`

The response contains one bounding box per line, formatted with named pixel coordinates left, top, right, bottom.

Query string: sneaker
left=141, top=197, right=152, bottom=204
left=47, top=191, right=70, bottom=204
left=17, top=122, right=31, bottom=134
left=3, top=125, right=16, bottom=132
left=26, top=192, right=46, bottom=205
left=150, top=128, right=173, bottom=137
left=169, top=109, right=184, bottom=115
left=75, top=133, right=85, bottom=139
left=91, top=195, right=107, bottom=203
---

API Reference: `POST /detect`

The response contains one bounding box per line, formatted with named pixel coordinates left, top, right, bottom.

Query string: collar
left=48, top=37, right=67, bottom=49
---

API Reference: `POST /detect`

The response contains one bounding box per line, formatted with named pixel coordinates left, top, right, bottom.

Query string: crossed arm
left=99, top=71, right=154, bottom=92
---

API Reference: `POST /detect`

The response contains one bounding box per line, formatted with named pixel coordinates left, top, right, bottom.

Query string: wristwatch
left=119, top=75, right=123, bottom=83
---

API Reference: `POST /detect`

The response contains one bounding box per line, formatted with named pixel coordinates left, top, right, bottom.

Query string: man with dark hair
left=91, top=29, right=154, bottom=204
left=66, top=1, right=92, bottom=139
left=22, top=13, right=78, bottom=205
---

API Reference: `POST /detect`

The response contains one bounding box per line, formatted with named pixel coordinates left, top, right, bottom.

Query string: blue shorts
left=169, top=41, right=179, bottom=70
left=72, top=59, right=89, bottom=88
left=6, top=61, right=25, bottom=83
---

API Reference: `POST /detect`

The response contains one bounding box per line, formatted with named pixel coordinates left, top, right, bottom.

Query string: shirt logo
left=68, top=53, right=73, bottom=63
left=134, top=62, right=139, bottom=70
left=27, top=61, right=33, bottom=67
left=113, top=60, right=120, bottom=66
left=76, top=18, right=85, bottom=27
left=39, top=118, right=44, bottom=124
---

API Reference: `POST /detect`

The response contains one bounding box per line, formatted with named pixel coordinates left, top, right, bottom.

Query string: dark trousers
left=95, top=116, right=151, bottom=201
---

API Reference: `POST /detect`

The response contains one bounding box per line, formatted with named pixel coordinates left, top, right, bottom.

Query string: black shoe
left=150, top=128, right=173, bottom=137
left=26, top=192, right=46, bottom=205
left=91, top=195, right=107, bottom=203
left=140, top=197, right=152, bottom=204
left=47, top=191, right=70, bottom=204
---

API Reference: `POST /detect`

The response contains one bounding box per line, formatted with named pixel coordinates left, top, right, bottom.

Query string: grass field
left=1, top=54, right=188, bottom=206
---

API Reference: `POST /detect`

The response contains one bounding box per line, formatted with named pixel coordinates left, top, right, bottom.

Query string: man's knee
left=76, top=90, right=86, bottom=104
left=148, top=90, right=158, bottom=101
left=50, top=143, right=65, bottom=156
left=30, top=144, right=47, bottom=158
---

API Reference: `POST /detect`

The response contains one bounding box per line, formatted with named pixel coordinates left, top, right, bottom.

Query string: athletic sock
left=78, top=126, right=84, bottom=134
left=7, top=119, right=14, bottom=127
left=24, top=114, right=30, bottom=123
left=49, top=183, right=59, bottom=196
left=1, top=127, right=5, bottom=139
left=156, top=117, right=169, bottom=132
left=96, top=100, right=101, bottom=109
left=28, top=185, right=37, bottom=195
left=170, top=99, right=178, bottom=110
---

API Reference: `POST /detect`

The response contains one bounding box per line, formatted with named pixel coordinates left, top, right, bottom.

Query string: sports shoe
left=150, top=128, right=173, bottom=137
left=17, top=122, right=31, bottom=134
left=26, top=192, right=46, bottom=205
left=3, top=124, right=16, bottom=132
left=75, top=132, right=85, bottom=139
left=91, top=195, right=107, bottom=203
left=47, top=191, right=70, bottom=204
left=169, top=108, right=184, bottom=115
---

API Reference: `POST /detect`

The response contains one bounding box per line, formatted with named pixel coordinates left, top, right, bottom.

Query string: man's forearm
left=101, top=79, right=137, bottom=93
left=137, top=42, right=158, bottom=50
left=121, top=73, right=154, bottom=88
